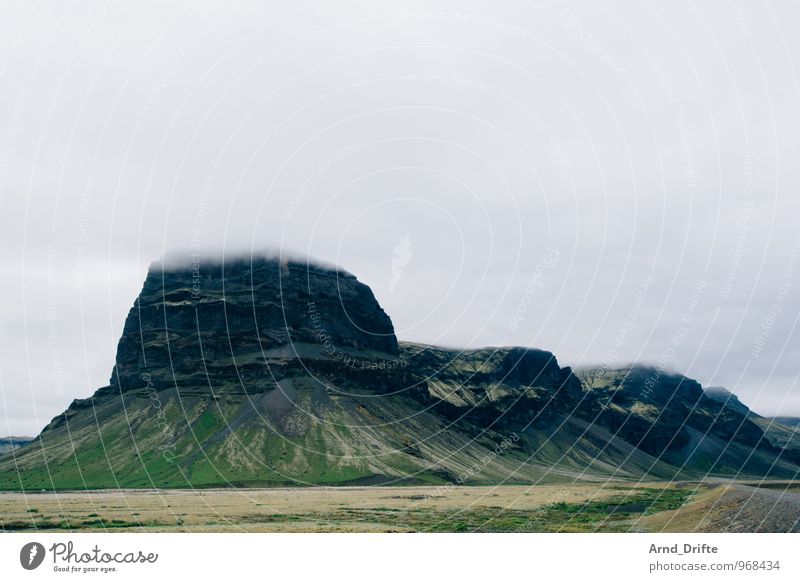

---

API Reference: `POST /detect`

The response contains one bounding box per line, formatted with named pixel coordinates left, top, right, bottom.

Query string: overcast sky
left=1, top=0, right=799, bottom=436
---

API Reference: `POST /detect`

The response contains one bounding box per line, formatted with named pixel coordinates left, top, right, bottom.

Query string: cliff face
left=1, top=254, right=799, bottom=490
left=110, top=256, right=399, bottom=394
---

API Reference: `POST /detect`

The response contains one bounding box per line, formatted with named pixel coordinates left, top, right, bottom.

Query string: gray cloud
left=1, top=0, right=800, bottom=435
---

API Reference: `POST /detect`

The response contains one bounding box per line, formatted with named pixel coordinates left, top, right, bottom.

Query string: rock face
left=2, top=254, right=800, bottom=490
left=110, top=255, right=399, bottom=394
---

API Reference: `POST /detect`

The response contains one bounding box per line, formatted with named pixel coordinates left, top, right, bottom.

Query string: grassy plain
left=0, top=482, right=700, bottom=533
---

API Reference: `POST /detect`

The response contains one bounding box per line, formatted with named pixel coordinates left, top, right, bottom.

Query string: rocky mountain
left=702, top=386, right=800, bottom=466
left=706, top=390, right=800, bottom=466
left=576, top=368, right=800, bottom=475
left=0, top=437, right=33, bottom=455
left=1, top=254, right=799, bottom=490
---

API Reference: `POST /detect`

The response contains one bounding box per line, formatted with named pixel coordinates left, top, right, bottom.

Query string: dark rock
left=110, top=255, right=398, bottom=392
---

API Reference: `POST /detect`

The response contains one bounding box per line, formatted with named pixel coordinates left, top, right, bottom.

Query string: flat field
left=1, top=482, right=798, bottom=533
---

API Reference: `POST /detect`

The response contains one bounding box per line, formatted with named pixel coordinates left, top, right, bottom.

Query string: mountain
left=767, top=417, right=800, bottom=428
left=575, top=368, right=799, bottom=476
left=0, top=437, right=33, bottom=455
left=1, top=254, right=799, bottom=490
left=702, top=386, right=800, bottom=467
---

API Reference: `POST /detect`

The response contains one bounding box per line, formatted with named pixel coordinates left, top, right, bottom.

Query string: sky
left=1, top=0, right=799, bottom=436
